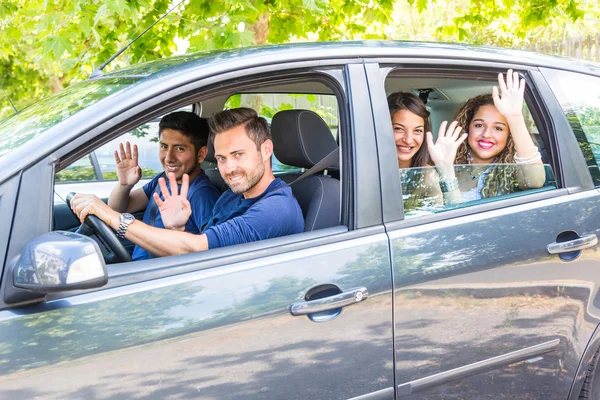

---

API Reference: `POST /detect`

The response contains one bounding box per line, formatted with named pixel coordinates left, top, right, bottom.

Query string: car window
left=224, top=93, right=339, bottom=174
left=384, top=71, right=557, bottom=218
left=55, top=155, right=97, bottom=183
left=401, top=164, right=557, bottom=218
left=541, top=69, right=600, bottom=186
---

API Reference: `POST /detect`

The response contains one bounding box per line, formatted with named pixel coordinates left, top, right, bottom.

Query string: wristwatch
left=116, top=213, right=135, bottom=239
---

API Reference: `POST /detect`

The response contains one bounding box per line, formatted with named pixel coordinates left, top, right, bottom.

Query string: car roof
left=101, top=40, right=600, bottom=79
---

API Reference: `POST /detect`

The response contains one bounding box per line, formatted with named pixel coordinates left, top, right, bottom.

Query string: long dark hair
left=387, top=92, right=431, bottom=168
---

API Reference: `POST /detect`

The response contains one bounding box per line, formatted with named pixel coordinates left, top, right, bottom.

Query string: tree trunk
left=253, top=12, right=269, bottom=45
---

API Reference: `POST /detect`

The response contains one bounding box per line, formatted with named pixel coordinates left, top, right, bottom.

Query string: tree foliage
left=0, top=0, right=594, bottom=121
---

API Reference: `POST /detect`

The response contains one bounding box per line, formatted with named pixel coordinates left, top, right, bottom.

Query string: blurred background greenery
left=0, top=0, right=597, bottom=120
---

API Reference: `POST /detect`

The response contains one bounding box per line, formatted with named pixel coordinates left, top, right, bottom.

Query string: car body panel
left=0, top=234, right=393, bottom=400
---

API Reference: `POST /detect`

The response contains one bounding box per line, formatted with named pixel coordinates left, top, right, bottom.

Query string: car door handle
left=547, top=234, right=598, bottom=254
left=290, top=287, right=368, bottom=316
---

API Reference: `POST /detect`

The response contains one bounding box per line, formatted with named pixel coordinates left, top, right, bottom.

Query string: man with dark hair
left=72, top=107, right=303, bottom=257
left=106, top=111, right=220, bottom=260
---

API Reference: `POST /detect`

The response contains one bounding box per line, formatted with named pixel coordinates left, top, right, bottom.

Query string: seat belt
left=288, top=148, right=339, bottom=186
left=147, top=172, right=165, bottom=259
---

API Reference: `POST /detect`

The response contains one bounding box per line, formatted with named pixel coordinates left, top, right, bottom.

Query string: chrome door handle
left=290, top=287, right=368, bottom=316
left=547, top=234, right=598, bottom=254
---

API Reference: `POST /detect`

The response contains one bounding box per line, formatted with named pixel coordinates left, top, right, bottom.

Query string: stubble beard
left=228, top=159, right=265, bottom=195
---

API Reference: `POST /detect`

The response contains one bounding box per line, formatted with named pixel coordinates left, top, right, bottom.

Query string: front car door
left=367, top=60, right=600, bottom=398
left=0, top=58, right=394, bottom=399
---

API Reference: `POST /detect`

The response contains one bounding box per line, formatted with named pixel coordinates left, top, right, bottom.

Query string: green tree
left=0, top=0, right=395, bottom=120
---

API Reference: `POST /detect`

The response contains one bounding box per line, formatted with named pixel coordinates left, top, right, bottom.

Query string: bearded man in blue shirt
left=72, top=108, right=304, bottom=256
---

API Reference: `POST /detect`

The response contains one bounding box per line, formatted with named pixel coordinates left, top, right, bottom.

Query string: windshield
left=0, top=77, right=140, bottom=158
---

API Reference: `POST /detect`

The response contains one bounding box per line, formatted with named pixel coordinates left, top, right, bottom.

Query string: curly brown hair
left=387, top=91, right=432, bottom=168
left=454, top=94, right=518, bottom=197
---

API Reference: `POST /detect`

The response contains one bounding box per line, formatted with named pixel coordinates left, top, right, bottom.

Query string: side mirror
left=13, top=231, right=108, bottom=294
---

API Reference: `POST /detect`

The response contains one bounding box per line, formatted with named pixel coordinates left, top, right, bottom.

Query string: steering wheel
left=66, top=193, right=132, bottom=263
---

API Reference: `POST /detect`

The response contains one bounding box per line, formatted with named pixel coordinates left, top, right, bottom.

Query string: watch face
left=122, top=213, right=135, bottom=223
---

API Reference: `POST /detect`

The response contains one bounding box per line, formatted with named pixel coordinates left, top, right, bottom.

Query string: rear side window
left=542, top=69, right=600, bottom=185
left=224, top=93, right=339, bottom=174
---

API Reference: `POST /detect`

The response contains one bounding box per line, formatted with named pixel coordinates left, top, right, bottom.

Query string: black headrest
left=271, top=110, right=338, bottom=169
left=205, top=141, right=216, bottom=163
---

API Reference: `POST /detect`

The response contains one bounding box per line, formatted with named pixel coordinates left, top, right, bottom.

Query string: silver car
left=1, top=41, right=600, bottom=399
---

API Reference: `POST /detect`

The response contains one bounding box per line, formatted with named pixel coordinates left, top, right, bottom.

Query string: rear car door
left=367, top=61, right=600, bottom=399
left=0, top=61, right=394, bottom=399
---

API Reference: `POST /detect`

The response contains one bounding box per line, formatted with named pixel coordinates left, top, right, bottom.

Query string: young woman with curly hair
left=427, top=69, right=546, bottom=203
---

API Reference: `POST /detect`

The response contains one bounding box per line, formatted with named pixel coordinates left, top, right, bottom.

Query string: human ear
left=197, top=145, right=208, bottom=163
left=261, top=139, right=273, bottom=162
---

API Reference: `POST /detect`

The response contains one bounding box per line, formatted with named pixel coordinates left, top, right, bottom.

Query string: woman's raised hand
left=493, top=69, right=525, bottom=119
left=426, top=121, right=467, bottom=167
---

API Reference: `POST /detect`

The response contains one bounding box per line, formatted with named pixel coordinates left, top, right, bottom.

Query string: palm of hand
left=430, top=137, right=459, bottom=166
left=494, top=90, right=522, bottom=117
left=158, top=195, right=191, bottom=230
left=116, top=160, right=140, bottom=186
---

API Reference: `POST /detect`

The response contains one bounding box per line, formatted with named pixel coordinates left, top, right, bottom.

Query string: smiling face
left=214, top=124, right=273, bottom=198
left=159, top=128, right=203, bottom=183
left=392, top=109, right=425, bottom=168
left=467, top=104, right=510, bottom=164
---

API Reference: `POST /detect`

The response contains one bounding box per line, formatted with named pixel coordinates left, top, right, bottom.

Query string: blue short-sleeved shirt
left=132, top=171, right=220, bottom=260
left=203, top=178, right=304, bottom=249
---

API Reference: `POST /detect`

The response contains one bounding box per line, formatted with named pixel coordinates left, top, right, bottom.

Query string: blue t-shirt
left=132, top=171, right=220, bottom=260
left=203, top=178, right=304, bottom=249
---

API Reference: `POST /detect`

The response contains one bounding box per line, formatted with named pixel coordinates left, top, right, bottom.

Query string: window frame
left=368, top=61, right=570, bottom=229
left=0, top=60, right=386, bottom=309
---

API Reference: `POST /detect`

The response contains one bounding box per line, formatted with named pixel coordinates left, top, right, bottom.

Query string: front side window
left=541, top=69, right=600, bottom=186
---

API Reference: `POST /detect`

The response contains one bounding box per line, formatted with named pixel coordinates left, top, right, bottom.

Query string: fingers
left=426, top=131, right=434, bottom=149
left=153, top=192, right=164, bottom=207
left=133, top=144, right=138, bottom=165
left=447, top=121, right=461, bottom=140
left=114, top=150, right=121, bottom=164
left=519, top=76, right=526, bottom=94
left=125, top=142, right=132, bottom=159
left=498, top=71, right=508, bottom=94
left=180, top=174, right=189, bottom=199
left=119, top=143, right=126, bottom=161
left=457, top=133, right=468, bottom=146
left=437, top=121, right=448, bottom=139
left=512, top=70, right=519, bottom=90
left=158, top=176, right=170, bottom=199
left=492, top=86, right=500, bottom=106
left=168, top=172, right=179, bottom=197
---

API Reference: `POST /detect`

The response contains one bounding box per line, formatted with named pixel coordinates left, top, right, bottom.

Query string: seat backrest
left=202, top=142, right=228, bottom=193
left=271, top=110, right=341, bottom=231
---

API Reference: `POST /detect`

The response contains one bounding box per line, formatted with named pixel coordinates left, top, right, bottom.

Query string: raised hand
left=426, top=121, right=468, bottom=168
left=493, top=69, right=525, bottom=119
left=154, top=172, right=191, bottom=231
left=114, top=142, right=141, bottom=187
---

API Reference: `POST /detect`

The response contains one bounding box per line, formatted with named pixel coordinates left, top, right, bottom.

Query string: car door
left=367, top=62, right=600, bottom=399
left=0, top=62, right=394, bottom=400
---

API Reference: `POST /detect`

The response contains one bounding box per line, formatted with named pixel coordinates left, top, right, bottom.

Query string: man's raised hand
left=114, top=142, right=141, bottom=187
left=154, top=172, right=192, bottom=231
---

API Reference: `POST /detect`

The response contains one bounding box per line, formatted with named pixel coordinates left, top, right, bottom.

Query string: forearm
left=506, top=115, right=540, bottom=162
left=516, top=164, right=546, bottom=189
left=436, top=167, right=463, bottom=205
left=108, top=184, right=134, bottom=212
left=105, top=212, right=208, bottom=256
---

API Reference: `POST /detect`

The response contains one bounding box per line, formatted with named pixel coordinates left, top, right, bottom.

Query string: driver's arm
left=118, top=219, right=208, bottom=256
left=72, top=193, right=208, bottom=256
